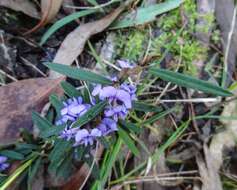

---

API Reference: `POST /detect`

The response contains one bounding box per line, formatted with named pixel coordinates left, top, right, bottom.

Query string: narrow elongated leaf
left=132, top=101, right=162, bottom=112
left=87, top=0, right=99, bottom=6
left=142, top=108, right=174, bottom=125
left=44, top=62, right=112, bottom=85
left=111, top=0, right=183, bottom=29
left=32, top=111, right=66, bottom=138
left=40, top=9, right=98, bottom=45
left=60, top=81, right=81, bottom=97
left=119, top=121, right=141, bottom=134
left=56, top=154, right=74, bottom=179
left=72, top=101, right=107, bottom=128
left=93, top=138, right=122, bottom=190
left=0, top=150, right=24, bottom=160
left=49, top=140, right=72, bottom=162
left=0, top=157, right=35, bottom=190
left=32, top=111, right=52, bottom=132
left=149, top=68, right=233, bottom=97
left=15, top=143, right=38, bottom=151
left=41, top=124, right=66, bottom=138
left=118, top=128, right=139, bottom=156
left=28, top=157, right=42, bottom=187
left=49, top=94, right=63, bottom=114
left=111, top=121, right=190, bottom=184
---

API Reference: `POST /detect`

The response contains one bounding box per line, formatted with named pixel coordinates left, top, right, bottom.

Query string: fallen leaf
left=196, top=144, right=223, bottom=190
left=110, top=0, right=184, bottom=29
left=50, top=2, right=128, bottom=78
left=24, top=0, right=63, bottom=35
left=0, top=77, right=63, bottom=145
left=0, top=0, right=40, bottom=19
left=209, top=93, right=237, bottom=171
left=0, top=1, right=132, bottom=145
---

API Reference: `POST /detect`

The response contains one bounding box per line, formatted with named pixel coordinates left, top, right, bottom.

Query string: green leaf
left=71, top=101, right=107, bottom=128
left=32, top=111, right=52, bottom=132
left=74, top=146, right=87, bottom=161
left=118, top=128, right=139, bottom=156
left=119, top=121, right=141, bottom=134
left=0, top=150, right=24, bottom=160
left=60, top=81, right=81, bottom=97
left=111, top=0, right=184, bottom=29
left=15, top=143, right=38, bottom=151
left=87, top=0, right=99, bottom=6
left=40, top=9, right=98, bottom=45
left=28, top=157, right=42, bottom=188
left=48, top=140, right=73, bottom=179
left=40, top=124, right=66, bottom=138
left=92, top=138, right=123, bottom=190
left=56, top=154, right=74, bottom=179
left=149, top=68, right=233, bottom=97
left=32, top=111, right=64, bottom=138
left=0, top=157, right=36, bottom=190
left=110, top=121, right=190, bottom=184
left=44, top=62, right=112, bottom=85
left=49, top=140, right=72, bottom=162
left=132, top=101, right=162, bottom=112
left=49, top=94, right=63, bottom=114
left=142, top=108, right=174, bottom=125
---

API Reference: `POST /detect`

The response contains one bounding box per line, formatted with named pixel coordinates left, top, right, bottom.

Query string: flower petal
left=75, top=129, right=89, bottom=143
left=92, top=84, right=102, bottom=96
left=100, top=86, right=117, bottom=100
left=116, top=90, right=132, bottom=109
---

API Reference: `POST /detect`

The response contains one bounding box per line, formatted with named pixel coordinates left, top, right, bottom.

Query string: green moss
left=149, top=0, right=211, bottom=75
left=211, top=29, right=221, bottom=44
left=116, top=30, right=147, bottom=60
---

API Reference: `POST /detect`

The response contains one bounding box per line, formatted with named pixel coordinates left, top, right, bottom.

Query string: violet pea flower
left=0, top=156, right=9, bottom=172
left=97, top=118, right=117, bottom=135
left=75, top=128, right=102, bottom=146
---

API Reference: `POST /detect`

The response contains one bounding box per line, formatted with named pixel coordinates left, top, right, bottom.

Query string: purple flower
left=117, top=60, right=135, bottom=69
left=56, top=97, right=91, bottom=125
left=104, top=105, right=128, bottom=121
left=74, top=128, right=102, bottom=146
left=120, top=83, right=137, bottom=100
left=92, top=84, right=102, bottom=97
left=108, top=76, right=118, bottom=82
left=96, top=86, right=132, bottom=109
left=97, top=118, right=117, bottom=135
left=92, top=82, right=136, bottom=121
left=0, top=156, right=9, bottom=172
left=59, top=126, right=79, bottom=141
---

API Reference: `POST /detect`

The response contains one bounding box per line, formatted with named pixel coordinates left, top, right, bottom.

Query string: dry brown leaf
left=50, top=3, right=128, bottom=78
left=41, top=0, right=63, bottom=23
left=0, top=77, right=63, bottom=145
left=0, top=0, right=40, bottom=19
left=24, top=0, right=63, bottom=35
left=209, top=94, right=237, bottom=170
left=196, top=144, right=222, bottom=190
left=0, top=1, right=130, bottom=145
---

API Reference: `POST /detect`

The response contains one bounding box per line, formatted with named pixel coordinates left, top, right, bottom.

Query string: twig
left=157, top=98, right=221, bottom=103
left=78, top=142, right=99, bottom=190
left=110, top=175, right=200, bottom=190
left=64, top=0, right=121, bottom=10
left=222, top=4, right=237, bottom=87
left=20, top=57, right=47, bottom=77
left=0, top=70, right=18, bottom=82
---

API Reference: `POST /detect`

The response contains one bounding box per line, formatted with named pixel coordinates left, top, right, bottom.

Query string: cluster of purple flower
left=0, top=156, right=9, bottom=172
left=55, top=60, right=137, bottom=147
